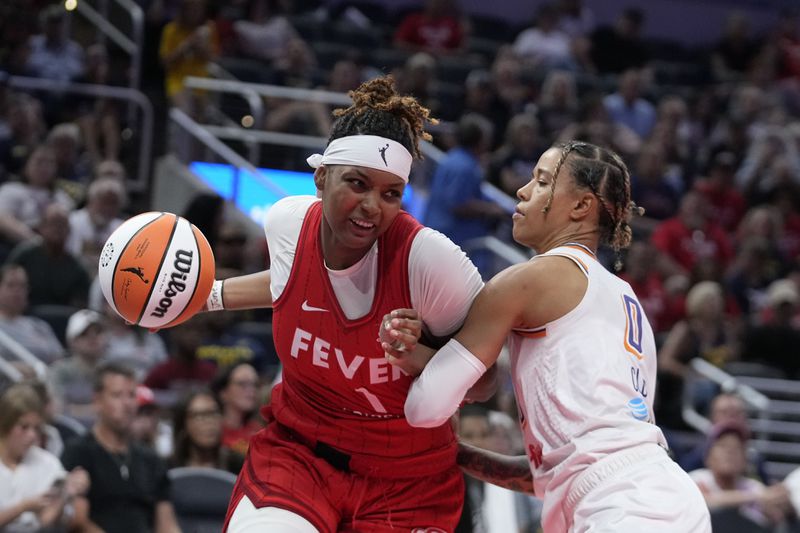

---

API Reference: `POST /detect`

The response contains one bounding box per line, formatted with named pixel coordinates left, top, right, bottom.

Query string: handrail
left=481, top=182, right=517, bottom=214
left=0, top=329, right=47, bottom=380
left=462, top=236, right=531, bottom=266
left=8, top=75, right=153, bottom=191
left=73, top=0, right=144, bottom=93
left=169, top=107, right=288, bottom=199
left=182, top=76, right=446, bottom=162
left=183, top=76, right=352, bottom=106
left=206, top=64, right=265, bottom=131
left=683, top=357, right=770, bottom=435
left=75, top=1, right=135, bottom=54
left=113, top=0, right=145, bottom=93
left=689, top=358, right=770, bottom=409
left=0, top=355, right=24, bottom=383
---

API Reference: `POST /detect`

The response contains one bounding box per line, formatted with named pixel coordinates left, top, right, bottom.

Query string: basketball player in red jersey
left=202, top=77, right=488, bottom=532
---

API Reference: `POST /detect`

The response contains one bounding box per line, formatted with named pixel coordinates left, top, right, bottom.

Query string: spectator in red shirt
left=394, top=0, right=466, bottom=54
left=693, top=151, right=746, bottom=234
left=144, top=316, right=217, bottom=393
left=651, top=190, right=734, bottom=274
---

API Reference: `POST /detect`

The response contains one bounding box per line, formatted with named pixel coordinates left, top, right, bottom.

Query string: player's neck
left=537, top=225, right=598, bottom=255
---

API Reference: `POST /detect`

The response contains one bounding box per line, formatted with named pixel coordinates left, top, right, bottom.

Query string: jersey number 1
left=622, top=295, right=644, bottom=360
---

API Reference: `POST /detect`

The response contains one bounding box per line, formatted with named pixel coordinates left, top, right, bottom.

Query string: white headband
left=307, top=135, right=413, bottom=183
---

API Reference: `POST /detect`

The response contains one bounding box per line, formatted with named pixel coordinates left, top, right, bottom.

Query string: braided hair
left=543, top=141, right=644, bottom=260
left=329, top=76, right=437, bottom=160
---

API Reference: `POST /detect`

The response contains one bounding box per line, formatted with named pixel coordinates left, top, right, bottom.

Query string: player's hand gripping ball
left=98, top=212, right=215, bottom=329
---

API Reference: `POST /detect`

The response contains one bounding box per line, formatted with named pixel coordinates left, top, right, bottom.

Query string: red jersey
left=267, top=202, right=456, bottom=477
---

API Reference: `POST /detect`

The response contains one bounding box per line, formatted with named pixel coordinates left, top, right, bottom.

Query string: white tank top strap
left=536, top=242, right=597, bottom=277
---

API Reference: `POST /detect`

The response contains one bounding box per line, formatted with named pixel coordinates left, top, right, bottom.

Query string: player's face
left=512, top=147, right=575, bottom=251
left=3, top=411, right=42, bottom=461
left=317, top=165, right=405, bottom=267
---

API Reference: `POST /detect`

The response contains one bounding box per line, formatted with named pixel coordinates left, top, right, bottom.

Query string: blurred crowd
left=2, top=0, right=800, bottom=531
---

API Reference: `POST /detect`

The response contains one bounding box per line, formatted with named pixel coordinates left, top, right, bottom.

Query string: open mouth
left=350, top=218, right=376, bottom=232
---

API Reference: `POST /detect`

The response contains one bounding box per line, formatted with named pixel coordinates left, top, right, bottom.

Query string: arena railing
left=685, top=358, right=800, bottom=480
left=171, top=78, right=524, bottom=271
left=169, top=107, right=288, bottom=200
left=180, top=75, right=516, bottom=210
left=8, top=75, right=153, bottom=192
left=0, top=329, right=47, bottom=381
left=684, top=357, right=770, bottom=434
left=70, top=0, right=144, bottom=99
left=181, top=76, right=452, bottom=165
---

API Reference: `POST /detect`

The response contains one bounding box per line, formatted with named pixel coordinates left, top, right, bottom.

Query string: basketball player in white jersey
left=383, top=141, right=712, bottom=532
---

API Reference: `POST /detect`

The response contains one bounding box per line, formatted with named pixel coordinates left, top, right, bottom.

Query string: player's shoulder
left=413, top=226, right=461, bottom=251
left=264, top=195, right=318, bottom=232
left=410, top=227, right=479, bottom=272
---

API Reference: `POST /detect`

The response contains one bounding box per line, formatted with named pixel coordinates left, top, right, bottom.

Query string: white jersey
left=508, top=244, right=668, bottom=527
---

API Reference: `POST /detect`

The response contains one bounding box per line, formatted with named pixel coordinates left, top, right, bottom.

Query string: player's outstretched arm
left=402, top=263, right=534, bottom=427
left=457, top=441, right=534, bottom=495
left=207, top=270, right=273, bottom=311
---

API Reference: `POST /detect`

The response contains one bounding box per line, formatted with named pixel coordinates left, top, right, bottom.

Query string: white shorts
left=227, top=495, right=318, bottom=533
left=552, top=444, right=711, bottom=533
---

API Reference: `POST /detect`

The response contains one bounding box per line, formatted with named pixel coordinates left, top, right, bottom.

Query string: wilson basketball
left=98, top=212, right=215, bottom=329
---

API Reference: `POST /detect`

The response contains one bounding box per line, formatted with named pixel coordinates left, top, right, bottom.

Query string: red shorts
left=224, top=422, right=464, bottom=533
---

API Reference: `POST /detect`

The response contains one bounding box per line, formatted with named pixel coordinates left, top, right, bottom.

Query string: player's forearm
left=211, top=270, right=272, bottom=310
left=457, top=441, right=534, bottom=495
left=465, top=363, right=497, bottom=403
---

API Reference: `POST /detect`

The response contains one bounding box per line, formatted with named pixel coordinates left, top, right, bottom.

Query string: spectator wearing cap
left=25, top=5, right=85, bottom=83
left=689, top=422, right=781, bottom=529
left=131, top=385, right=172, bottom=459
left=741, top=278, right=800, bottom=378
left=679, top=392, right=770, bottom=484
left=0, top=264, right=65, bottom=365
left=47, top=309, right=108, bottom=424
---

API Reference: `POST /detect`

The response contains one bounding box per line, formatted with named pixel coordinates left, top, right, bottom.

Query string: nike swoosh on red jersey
left=301, top=300, right=328, bottom=312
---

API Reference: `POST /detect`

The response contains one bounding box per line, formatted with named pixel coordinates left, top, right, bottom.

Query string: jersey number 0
left=622, top=295, right=644, bottom=360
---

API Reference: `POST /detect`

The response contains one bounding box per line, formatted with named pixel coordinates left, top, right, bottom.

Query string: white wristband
left=206, top=280, right=225, bottom=312
left=404, top=339, right=487, bottom=428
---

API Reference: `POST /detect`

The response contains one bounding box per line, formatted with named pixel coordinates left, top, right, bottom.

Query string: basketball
left=98, top=211, right=215, bottom=329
